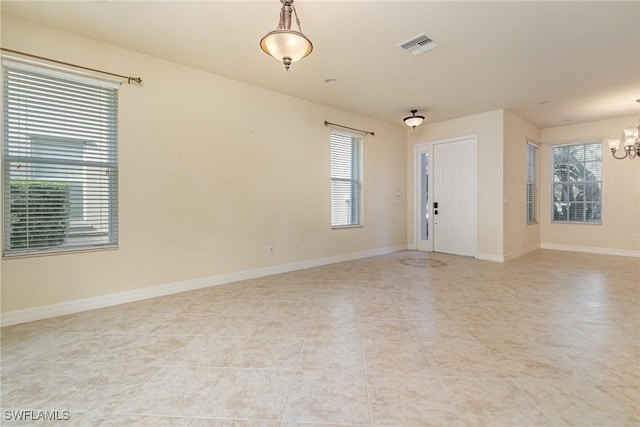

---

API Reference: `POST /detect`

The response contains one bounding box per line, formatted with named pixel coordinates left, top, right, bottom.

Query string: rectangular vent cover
left=398, top=33, right=438, bottom=56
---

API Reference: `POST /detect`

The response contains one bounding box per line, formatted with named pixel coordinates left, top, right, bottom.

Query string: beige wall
left=503, top=110, right=540, bottom=259
left=406, top=109, right=504, bottom=259
left=3, top=14, right=637, bottom=317
left=540, top=116, right=640, bottom=254
left=1, top=16, right=407, bottom=313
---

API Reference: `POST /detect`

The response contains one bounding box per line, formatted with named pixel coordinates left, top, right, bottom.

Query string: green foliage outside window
left=9, top=180, right=71, bottom=249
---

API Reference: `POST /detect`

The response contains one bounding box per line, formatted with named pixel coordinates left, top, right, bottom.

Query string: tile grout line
left=277, top=309, right=312, bottom=423
left=355, top=304, right=375, bottom=426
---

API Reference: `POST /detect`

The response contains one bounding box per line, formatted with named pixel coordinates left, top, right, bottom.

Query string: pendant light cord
left=292, top=3, right=304, bottom=32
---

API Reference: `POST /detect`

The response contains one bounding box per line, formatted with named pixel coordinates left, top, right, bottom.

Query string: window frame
left=551, top=140, right=602, bottom=225
left=2, top=61, right=119, bottom=257
left=330, top=129, right=364, bottom=228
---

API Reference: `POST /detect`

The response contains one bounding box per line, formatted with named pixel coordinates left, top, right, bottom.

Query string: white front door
left=432, top=136, right=477, bottom=257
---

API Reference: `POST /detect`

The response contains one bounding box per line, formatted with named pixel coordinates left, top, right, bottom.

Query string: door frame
left=414, top=135, right=478, bottom=257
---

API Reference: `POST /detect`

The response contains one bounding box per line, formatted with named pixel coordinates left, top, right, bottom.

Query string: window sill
left=3, top=244, right=118, bottom=260
left=331, top=225, right=364, bottom=230
left=551, top=221, right=602, bottom=225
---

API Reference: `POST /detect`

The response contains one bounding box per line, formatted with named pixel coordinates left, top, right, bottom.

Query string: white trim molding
left=476, top=252, right=504, bottom=263
left=1, top=245, right=408, bottom=327
left=503, top=244, right=541, bottom=262
left=541, top=243, right=640, bottom=258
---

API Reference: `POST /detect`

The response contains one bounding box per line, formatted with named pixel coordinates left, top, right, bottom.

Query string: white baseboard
left=476, top=252, right=504, bottom=262
left=503, top=244, right=541, bottom=262
left=1, top=245, right=408, bottom=327
left=540, top=243, right=640, bottom=258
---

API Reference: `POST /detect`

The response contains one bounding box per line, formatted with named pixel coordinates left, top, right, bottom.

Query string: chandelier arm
left=610, top=148, right=630, bottom=160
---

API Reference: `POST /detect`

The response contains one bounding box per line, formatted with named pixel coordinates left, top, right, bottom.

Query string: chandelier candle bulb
left=608, top=138, right=621, bottom=151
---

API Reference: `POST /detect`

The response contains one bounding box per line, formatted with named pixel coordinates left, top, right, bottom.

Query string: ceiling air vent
left=398, top=33, right=438, bottom=56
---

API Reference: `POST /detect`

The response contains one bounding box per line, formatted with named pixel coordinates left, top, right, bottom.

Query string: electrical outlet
left=632, top=234, right=638, bottom=241
left=292, top=243, right=299, bottom=251
left=266, top=245, right=274, bottom=254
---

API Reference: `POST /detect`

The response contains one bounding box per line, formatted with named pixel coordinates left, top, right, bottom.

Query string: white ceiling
left=2, top=0, right=639, bottom=129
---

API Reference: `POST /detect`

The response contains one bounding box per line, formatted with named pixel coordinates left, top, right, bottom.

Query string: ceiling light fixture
left=607, top=119, right=640, bottom=160
left=260, top=0, right=313, bottom=71
left=403, top=110, right=425, bottom=129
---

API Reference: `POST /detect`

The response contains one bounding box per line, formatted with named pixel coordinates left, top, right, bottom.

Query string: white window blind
left=3, top=63, right=119, bottom=256
left=552, top=142, right=602, bottom=223
left=330, top=130, right=363, bottom=227
left=526, top=142, right=538, bottom=224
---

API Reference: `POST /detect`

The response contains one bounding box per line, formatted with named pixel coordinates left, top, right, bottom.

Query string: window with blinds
left=330, top=130, right=363, bottom=227
left=526, top=142, right=538, bottom=224
left=2, top=62, right=119, bottom=256
left=552, top=141, right=602, bottom=223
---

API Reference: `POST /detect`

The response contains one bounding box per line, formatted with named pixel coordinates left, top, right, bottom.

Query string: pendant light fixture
left=404, top=110, right=425, bottom=129
left=260, top=0, right=313, bottom=71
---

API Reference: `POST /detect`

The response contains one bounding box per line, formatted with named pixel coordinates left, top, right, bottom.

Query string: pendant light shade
left=260, top=0, right=313, bottom=71
left=404, top=110, right=425, bottom=129
left=260, top=30, right=313, bottom=70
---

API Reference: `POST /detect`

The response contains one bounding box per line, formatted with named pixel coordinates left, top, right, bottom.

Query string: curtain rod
left=324, top=121, right=375, bottom=136
left=526, top=137, right=541, bottom=147
left=0, top=47, right=142, bottom=84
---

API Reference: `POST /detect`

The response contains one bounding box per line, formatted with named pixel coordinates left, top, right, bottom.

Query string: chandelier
left=607, top=119, right=640, bottom=160
left=260, top=0, right=313, bottom=71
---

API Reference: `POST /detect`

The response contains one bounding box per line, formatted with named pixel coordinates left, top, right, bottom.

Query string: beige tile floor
left=1, top=250, right=638, bottom=426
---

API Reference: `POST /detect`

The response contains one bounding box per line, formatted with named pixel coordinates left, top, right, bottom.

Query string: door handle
left=434, top=209, right=438, bottom=215
left=433, top=202, right=438, bottom=209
